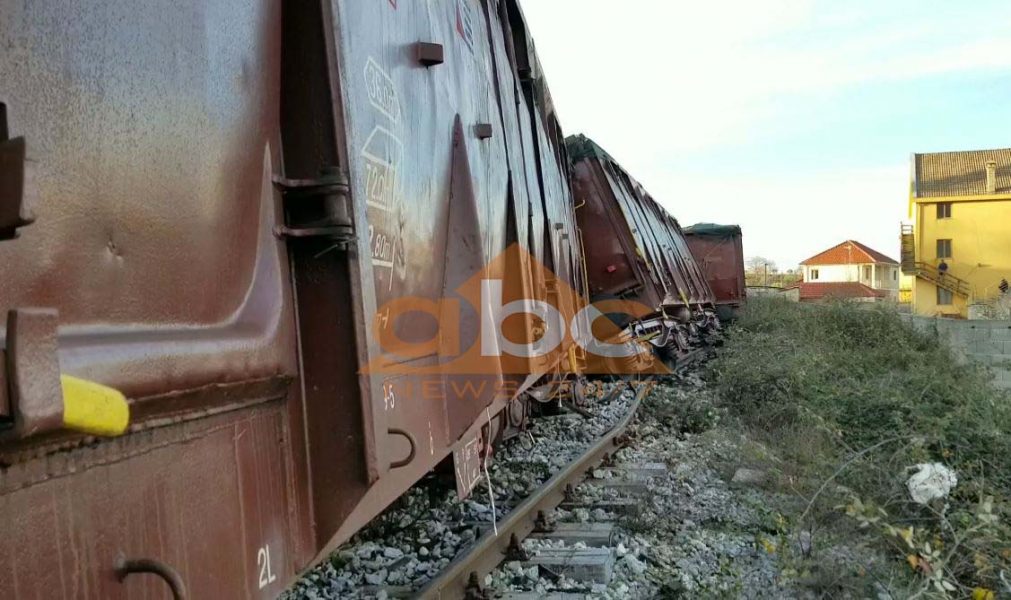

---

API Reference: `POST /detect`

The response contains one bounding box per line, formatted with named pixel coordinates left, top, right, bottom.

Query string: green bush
left=709, top=298, right=1011, bottom=596
left=645, top=385, right=723, bottom=435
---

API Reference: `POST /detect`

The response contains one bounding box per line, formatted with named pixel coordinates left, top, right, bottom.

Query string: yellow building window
left=937, top=287, right=953, bottom=305
left=936, top=202, right=952, bottom=219
left=936, top=239, right=952, bottom=259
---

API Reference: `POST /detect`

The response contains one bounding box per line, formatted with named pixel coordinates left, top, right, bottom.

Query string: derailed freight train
left=0, top=1, right=718, bottom=598
left=568, top=135, right=719, bottom=366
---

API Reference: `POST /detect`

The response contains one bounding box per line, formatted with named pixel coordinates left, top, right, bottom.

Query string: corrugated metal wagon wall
left=1, top=0, right=588, bottom=597
left=568, top=135, right=715, bottom=315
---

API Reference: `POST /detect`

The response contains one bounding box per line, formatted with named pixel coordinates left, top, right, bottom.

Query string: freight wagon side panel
left=685, top=224, right=746, bottom=314
left=308, top=0, right=581, bottom=563
left=485, top=0, right=535, bottom=283
left=570, top=145, right=670, bottom=309
left=500, top=0, right=555, bottom=320
left=604, top=167, right=669, bottom=302
left=663, top=212, right=716, bottom=307
left=568, top=135, right=716, bottom=314
left=0, top=1, right=303, bottom=597
left=314, top=0, right=508, bottom=550
left=0, top=403, right=293, bottom=600
left=0, top=1, right=295, bottom=398
left=571, top=160, right=644, bottom=301
left=626, top=190, right=683, bottom=303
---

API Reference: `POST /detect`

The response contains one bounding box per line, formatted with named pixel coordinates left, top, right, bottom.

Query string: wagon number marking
left=383, top=381, right=397, bottom=412
left=257, top=545, right=277, bottom=589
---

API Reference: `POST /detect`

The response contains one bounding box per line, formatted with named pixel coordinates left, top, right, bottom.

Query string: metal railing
left=909, top=261, right=971, bottom=297
left=899, top=225, right=970, bottom=297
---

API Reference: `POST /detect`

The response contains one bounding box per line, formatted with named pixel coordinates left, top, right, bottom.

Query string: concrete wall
left=901, top=315, right=1011, bottom=390
left=746, top=286, right=799, bottom=301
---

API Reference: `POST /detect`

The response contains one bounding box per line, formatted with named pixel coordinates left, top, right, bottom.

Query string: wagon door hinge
left=272, top=166, right=355, bottom=247
left=0, top=103, right=35, bottom=241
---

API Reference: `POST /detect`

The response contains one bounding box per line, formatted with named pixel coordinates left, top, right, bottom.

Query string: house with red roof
left=795, top=240, right=900, bottom=302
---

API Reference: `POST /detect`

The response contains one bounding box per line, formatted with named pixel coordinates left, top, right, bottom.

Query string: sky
left=521, top=0, right=1011, bottom=269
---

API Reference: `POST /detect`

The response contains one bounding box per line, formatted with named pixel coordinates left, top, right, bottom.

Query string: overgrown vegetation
left=709, top=298, right=1011, bottom=597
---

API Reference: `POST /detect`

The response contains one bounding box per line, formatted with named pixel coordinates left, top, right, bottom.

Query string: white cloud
left=525, top=0, right=1011, bottom=157
left=646, top=165, right=910, bottom=267
left=520, top=0, right=1011, bottom=265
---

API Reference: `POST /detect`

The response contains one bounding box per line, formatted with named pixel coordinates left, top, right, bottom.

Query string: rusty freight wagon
left=684, top=223, right=746, bottom=321
left=0, top=0, right=587, bottom=597
left=567, top=135, right=717, bottom=362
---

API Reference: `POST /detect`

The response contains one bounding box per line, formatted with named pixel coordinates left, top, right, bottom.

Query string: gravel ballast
left=285, top=370, right=874, bottom=599
left=282, top=381, right=635, bottom=599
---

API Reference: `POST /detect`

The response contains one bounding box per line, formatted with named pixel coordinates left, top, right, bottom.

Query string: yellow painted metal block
left=60, top=375, right=130, bottom=436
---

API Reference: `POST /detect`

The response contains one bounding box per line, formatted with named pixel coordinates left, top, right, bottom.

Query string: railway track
left=282, top=350, right=712, bottom=599
left=414, top=380, right=655, bottom=600
left=411, top=351, right=710, bottom=599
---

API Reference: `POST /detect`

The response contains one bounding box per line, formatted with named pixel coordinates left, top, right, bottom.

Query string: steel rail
left=415, top=379, right=655, bottom=600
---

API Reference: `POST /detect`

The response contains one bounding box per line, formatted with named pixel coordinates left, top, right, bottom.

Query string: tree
left=746, top=256, right=778, bottom=274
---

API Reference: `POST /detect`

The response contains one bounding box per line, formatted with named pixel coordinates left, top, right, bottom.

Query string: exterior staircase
left=900, top=224, right=971, bottom=297
left=900, top=224, right=916, bottom=273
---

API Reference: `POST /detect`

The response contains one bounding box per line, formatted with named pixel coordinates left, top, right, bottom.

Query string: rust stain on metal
left=684, top=225, right=746, bottom=318
left=0, top=0, right=604, bottom=596
left=570, top=136, right=716, bottom=313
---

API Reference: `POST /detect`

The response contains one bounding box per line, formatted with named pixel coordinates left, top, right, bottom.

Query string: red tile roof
left=788, top=282, right=887, bottom=301
left=800, top=240, right=898, bottom=266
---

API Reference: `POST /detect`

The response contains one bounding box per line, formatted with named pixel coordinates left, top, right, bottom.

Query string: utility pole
left=764, top=262, right=769, bottom=287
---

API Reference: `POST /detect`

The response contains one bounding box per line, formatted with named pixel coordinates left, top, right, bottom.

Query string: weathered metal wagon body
left=0, top=0, right=583, bottom=596
left=568, top=135, right=716, bottom=359
left=684, top=223, right=747, bottom=321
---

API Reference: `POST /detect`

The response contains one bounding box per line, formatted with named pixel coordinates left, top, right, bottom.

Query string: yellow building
left=898, top=273, right=914, bottom=305
left=902, top=148, right=1011, bottom=318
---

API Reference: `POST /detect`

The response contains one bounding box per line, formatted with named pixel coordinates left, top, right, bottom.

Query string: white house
left=799, top=240, right=900, bottom=300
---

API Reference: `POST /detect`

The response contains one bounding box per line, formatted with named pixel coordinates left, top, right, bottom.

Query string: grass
left=708, top=298, right=1011, bottom=597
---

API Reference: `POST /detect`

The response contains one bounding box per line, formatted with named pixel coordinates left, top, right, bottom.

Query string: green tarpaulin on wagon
left=684, top=223, right=742, bottom=239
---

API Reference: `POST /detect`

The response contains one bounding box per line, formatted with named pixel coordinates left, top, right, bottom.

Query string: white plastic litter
left=906, top=463, right=957, bottom=505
